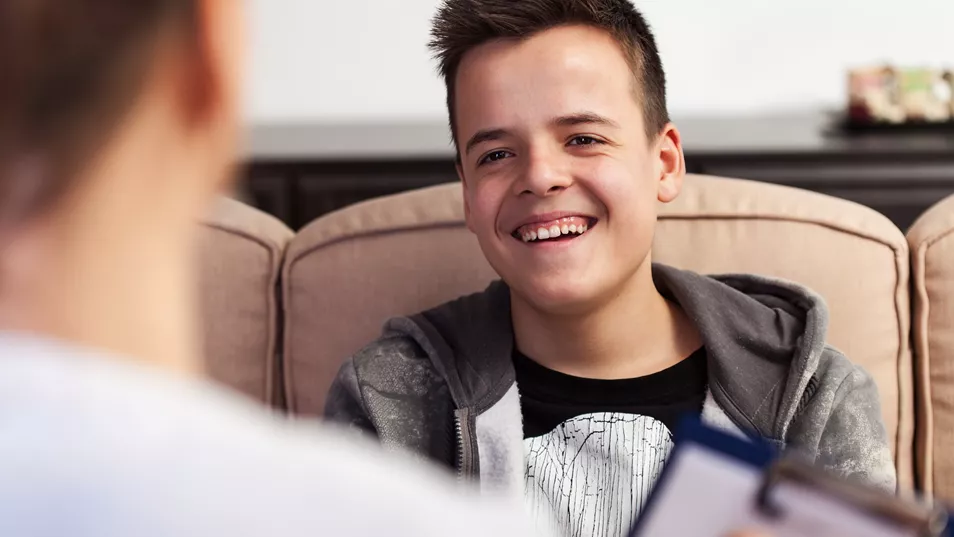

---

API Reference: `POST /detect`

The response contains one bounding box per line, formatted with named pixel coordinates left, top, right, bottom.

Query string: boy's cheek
left=469, top=195, right=507, bottom=236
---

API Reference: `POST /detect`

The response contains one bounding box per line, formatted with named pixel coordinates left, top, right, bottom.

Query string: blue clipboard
left=630, top=416, right=953, bottom=537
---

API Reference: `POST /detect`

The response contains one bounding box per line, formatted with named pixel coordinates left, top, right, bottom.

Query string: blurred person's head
left=429, top=0, right=685, bottom=316
left=0, top=0, right=245, bottom=371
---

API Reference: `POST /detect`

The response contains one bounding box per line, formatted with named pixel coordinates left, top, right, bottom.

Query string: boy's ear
left=456, top=162, right=477, bottom=234
left=656, top=123, right=686, bottom=204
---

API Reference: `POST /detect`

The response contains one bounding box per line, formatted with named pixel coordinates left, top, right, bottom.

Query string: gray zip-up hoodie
left=325, top=264, right=897, bottom=496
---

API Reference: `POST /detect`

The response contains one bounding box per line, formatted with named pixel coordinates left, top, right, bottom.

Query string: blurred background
left=238, top=0, right=954, bottom=231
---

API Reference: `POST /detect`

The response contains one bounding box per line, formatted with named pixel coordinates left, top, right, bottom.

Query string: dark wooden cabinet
left=242, top=112, right=954, bottom=231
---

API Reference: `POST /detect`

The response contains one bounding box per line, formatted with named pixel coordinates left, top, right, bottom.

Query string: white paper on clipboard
left=634, top=442, right=917, bottom=537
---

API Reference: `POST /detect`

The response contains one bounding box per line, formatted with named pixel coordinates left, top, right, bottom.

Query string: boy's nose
left=514, top=151, right=572, bottom=197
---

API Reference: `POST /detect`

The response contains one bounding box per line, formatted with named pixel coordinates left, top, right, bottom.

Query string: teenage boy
left=326, top=0, right=896, bottom=536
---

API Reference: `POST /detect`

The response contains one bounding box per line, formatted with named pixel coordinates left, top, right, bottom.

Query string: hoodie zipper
left=454, top=407, right=478, bottom=480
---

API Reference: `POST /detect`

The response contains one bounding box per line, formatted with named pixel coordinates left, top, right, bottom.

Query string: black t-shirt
left=514, top=347, right=709, bottom=537
left=514, top=347, right=708, bottom=438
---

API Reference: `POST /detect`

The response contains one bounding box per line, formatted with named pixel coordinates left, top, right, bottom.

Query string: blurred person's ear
left=174, top=0, right=246, bottom=193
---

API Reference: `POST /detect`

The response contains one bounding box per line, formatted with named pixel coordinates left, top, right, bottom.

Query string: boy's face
left=454, top=25, right=685, bottom=313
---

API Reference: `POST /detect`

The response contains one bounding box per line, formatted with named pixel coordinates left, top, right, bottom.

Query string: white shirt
left=524, top=413, right=675, bottom=537
left=0, top=334, right=541, bottom=537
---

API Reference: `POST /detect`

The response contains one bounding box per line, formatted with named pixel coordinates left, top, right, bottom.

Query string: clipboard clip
left=755, top=456, right=949, bottom=537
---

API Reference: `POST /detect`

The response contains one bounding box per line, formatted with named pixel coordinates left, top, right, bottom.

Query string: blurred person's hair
left=0, top=0, right=195, bottom=225
left=428, top=0, right=669, bottom=152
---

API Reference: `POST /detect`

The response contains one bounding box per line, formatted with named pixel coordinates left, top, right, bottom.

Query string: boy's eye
left=568, top=135, right=602, bottom=146
left=478, top=150, right=512, bottom=166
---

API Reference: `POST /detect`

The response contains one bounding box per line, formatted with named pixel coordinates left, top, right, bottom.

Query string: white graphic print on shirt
left=523, top=412, right=674, bottom=537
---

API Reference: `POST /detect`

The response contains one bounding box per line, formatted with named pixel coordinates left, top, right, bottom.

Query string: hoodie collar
left=386, top=280, right=515, bottom=413
left=651, top=265, right=828, bottom=440
left=388, top=264, right=829, bottom=441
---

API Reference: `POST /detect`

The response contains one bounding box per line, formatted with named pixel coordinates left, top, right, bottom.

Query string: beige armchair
left=199, top=174, right=954, bottom=500
left=197, top=197, right=292, bottom=407
left=279, top=174, right=915, bottom=490
left=908, top=195, right=954, bottom=501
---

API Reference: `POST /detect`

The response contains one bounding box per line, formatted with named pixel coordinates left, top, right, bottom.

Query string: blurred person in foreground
left=0, top=1, right=544, bottom=536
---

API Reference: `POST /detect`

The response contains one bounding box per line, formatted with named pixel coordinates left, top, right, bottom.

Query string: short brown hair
left=429, top=0, right=669, bottom=152
left=0, top=0, right=194, bottom=222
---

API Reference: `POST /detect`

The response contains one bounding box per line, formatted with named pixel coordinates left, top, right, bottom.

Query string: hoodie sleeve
left=324, top=359, right=377, bottom=435
left=323, top=335, right=459, bottom=469
left=792, top=352, right=898, bottom=493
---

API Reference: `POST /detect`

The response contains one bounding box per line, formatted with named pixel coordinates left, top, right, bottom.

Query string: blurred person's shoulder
left=0, top=333, right=540, bottom=537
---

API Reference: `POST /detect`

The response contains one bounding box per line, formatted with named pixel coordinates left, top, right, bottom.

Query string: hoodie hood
left=652, top=266, right=828, bottom=441
left=386, top=263, right=831, bottom=442
left=387, top=279, right=515, bottom=414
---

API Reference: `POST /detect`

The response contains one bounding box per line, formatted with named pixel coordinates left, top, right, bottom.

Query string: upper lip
left=510, top=211, right=597, bottom=233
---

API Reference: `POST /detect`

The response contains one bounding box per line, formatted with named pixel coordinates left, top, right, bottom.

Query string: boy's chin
left=509, top=279, right=608, bottom=317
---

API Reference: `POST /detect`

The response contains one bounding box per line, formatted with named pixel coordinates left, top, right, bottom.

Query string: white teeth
left=518, top=220, right=592, bottom=242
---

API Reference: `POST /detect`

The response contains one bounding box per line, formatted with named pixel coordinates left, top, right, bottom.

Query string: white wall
left=246, top=0, right=954, bottom=124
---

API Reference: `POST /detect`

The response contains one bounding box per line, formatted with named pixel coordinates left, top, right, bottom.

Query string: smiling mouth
left=511, top=216, right=599, bottom=243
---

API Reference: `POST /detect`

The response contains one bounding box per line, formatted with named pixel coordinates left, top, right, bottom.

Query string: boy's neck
left=510, top=262, right=702, bottom=380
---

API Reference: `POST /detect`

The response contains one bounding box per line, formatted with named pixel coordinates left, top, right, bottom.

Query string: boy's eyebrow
left=463, top=112, right=619, bottom=156
left=464, top=128, right=509, bottom=156
left=552, top=112, right=622, bottom=129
